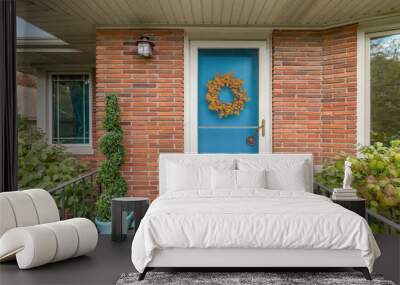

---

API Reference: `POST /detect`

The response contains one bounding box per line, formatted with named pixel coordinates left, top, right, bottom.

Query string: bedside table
left=111, top=197, right=150, bottom=242
left=332, top=198, right=366, bottom=218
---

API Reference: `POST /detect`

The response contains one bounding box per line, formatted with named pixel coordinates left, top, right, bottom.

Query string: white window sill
left=63, top=145, right=94, bottom=155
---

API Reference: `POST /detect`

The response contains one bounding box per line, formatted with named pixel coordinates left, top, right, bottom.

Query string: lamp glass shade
left=138, top=42, right=152, bottom=57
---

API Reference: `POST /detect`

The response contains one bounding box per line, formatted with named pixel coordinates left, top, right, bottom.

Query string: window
left=369, top=32, right=400, bottom=144
left=50, top=74, right=91, bottom=145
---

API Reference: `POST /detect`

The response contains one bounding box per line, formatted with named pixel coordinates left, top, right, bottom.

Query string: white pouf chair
left=0, top=189, right=98, bottom=269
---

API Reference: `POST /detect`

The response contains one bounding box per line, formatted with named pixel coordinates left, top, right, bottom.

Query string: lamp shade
left=136, top=36, right=154, bottom=57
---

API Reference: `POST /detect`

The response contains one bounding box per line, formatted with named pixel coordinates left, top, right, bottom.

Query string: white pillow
left=167, top=163, right=211, bottom=191
left=238, top=158, right=308, bottom=191
left=236, top=169, right=267, bottom=189
left=266, top=164, right=306, bottom=191
left=211, top=168, right=237, bottom=190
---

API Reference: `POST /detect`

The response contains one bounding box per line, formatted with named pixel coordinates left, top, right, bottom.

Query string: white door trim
left=185, top=40, right=272, bottom=153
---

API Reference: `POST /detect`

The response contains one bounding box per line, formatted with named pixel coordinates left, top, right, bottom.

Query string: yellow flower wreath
left=205, top=73, right=249, bottom=118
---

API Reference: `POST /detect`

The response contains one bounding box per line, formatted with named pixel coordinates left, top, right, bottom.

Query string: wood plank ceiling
left=16, top=0, right=400, bottom=66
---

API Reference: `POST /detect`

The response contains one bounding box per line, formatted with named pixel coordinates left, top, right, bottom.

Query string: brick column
left=272, top=25, right=357, bottom=165
left=96, top=29, right=184, bottom=199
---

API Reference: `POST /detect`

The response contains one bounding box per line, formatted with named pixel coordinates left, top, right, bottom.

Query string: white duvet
left=131, top=190, right=380, bottom=273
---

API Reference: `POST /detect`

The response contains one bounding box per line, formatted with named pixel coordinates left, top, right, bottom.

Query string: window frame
left=48, top=71, right=93, bottom=154
left=358, top=28, right=400, bottom=147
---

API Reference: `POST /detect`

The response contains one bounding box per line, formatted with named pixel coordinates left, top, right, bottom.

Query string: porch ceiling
left=16, top=0, right=400, bottom=68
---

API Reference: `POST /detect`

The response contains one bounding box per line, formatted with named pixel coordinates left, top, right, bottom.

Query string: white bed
left=131, top=154, right=380, bottom=280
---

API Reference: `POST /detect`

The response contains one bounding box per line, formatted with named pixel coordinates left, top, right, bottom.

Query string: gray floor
left=0, top=235, right=134, bottom=285
left=1, top=234, right=398, bottom=285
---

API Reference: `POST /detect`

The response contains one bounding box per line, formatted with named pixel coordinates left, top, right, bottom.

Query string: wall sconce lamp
left=135, top=36, right=154, bottom=57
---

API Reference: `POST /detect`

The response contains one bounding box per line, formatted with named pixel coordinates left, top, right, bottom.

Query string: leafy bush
left=95, top=95, right=127, bottom=221
left=18, top=116, right=89, bottom=189
left=18, top=116, right=92, bottom=218
left=316, top=141, right=400, bottom=227
left=371, top=130, right=400, bottom=147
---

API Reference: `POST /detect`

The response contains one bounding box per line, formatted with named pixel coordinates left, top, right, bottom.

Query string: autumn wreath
left=205, top=73, right=249, bottom=118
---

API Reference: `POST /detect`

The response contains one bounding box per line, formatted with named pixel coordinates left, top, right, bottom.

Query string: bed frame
left=138, top=154, right=372, bottom=281
left=139, top=248, right=371, bottom=280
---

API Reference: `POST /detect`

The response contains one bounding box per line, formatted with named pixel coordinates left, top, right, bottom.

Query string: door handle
left=257, top=119, right=265, bottom=137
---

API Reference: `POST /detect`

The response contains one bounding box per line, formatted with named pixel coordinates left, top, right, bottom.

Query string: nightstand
left=332, top=198, right=366, bottom=218
left=111, top=197, right=150, bottom=242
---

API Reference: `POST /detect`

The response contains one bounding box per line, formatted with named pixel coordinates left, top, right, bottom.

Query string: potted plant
left=95, top=94, right=131, bottom=234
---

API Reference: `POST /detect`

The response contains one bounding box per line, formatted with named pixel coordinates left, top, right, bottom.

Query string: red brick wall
left=272, top=30, right=324, bottom=164
left=96, top=29, right=184, bottom=199
left=94, top=25, right=356, bottom=198
left=17, top=72, right=37, bottom=88
left=272, top=25, right=357, bottom=165
left=321, top=25, right=357, bottom=159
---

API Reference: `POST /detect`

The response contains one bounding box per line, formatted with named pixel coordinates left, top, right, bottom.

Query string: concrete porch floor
left=1, top=234, right=398, bottom=285
left=0, top=235, right=134, bottom=285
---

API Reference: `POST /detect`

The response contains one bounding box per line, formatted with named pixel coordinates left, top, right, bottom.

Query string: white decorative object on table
left=332, top=158, right=358, bottom=200
left=343, top=158, right=353, bottom=190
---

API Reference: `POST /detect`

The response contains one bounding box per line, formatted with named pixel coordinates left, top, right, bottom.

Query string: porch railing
left=314, top=182, right=400, bottom=233
left=48, top=171, right=101, bottom=220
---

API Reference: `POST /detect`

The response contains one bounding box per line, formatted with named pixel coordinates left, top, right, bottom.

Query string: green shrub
left=316, top=140, right=400, bottom=227
left=18, top=116, right=92, bottom=217
left=95, top=95, right=127, bottom=221
left=18, top=116, right=89, bottom=189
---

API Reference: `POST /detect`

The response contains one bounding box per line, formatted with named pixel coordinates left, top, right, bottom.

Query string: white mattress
left=131, top=190, right=380, bottom=273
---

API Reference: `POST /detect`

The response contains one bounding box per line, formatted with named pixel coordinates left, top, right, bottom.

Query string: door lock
left=246, top=136, right=256, bottom=146
left=257, top=119, right=265, bottom=137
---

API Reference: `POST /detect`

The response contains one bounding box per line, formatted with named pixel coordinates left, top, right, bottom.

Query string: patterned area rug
left=116, top=272, right=395, bottom=285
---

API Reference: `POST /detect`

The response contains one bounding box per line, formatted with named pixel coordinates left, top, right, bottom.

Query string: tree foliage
left=316, top=141, right=400, bottom=230
left=95, top=95, right=127, bottom=221
left=370, top=34, right=400, bottom=144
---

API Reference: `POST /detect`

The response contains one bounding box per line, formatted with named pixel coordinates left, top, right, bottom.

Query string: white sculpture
left=342, top=158, right=353, bottom=190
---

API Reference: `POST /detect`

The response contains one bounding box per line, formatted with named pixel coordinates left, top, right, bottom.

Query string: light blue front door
left=198, top=49, right=259, bottom=153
